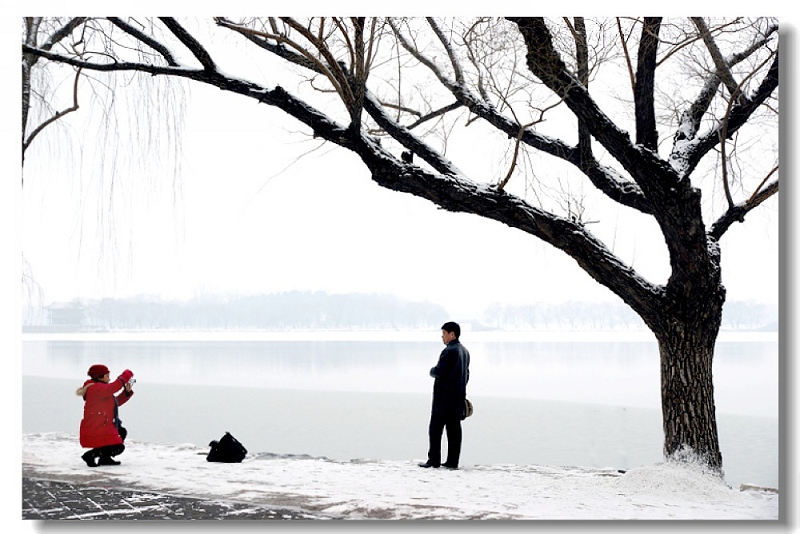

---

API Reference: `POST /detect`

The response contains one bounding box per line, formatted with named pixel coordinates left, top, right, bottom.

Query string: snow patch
left=21, top=432, right=778, bottom=520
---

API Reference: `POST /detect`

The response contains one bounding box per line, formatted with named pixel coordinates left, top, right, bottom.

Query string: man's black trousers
left=427, top=413, right=462, bottom=467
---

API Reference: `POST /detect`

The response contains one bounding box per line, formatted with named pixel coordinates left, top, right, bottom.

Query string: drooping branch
left=22, top=40, right=351, bottom=152
left=497, top=120, right=536, bottom=191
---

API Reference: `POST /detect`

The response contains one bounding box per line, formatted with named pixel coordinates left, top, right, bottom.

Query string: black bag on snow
left=206, top=431, right=248, bottom=463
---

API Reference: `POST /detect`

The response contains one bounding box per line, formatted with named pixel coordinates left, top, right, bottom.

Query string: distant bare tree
left=23, top=16, right=779, bottom=472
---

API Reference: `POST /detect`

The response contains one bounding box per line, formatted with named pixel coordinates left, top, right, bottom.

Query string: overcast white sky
left=11, top=12, right=784, bottom=321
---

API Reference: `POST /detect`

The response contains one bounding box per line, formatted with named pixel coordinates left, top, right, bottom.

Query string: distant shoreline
left=20, top=328, right=778, bottom=343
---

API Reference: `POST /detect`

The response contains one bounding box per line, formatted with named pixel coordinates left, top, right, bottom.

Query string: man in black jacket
left=419, top=321, right=470, bottom=469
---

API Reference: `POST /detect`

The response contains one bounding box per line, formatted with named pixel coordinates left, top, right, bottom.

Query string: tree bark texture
left=653, top=300, right=725, bottom=470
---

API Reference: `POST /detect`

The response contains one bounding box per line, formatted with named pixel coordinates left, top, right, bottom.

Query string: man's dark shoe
left=442, top=463, right=459, bottom=470
left=418, top=461, right=440, bottom=468
left=98, top=456, right=121, bottom=466
left=81, top=451, right=97, bottom=467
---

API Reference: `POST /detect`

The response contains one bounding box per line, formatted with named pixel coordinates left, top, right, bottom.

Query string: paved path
left=22, top=477, right=329, bottom=520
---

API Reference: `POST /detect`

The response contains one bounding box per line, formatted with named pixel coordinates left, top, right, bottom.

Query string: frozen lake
left=21, top=330, right=779, bottom=491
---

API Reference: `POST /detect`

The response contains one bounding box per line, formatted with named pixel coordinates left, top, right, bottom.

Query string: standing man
left=419, top=321, right=470, bottom=469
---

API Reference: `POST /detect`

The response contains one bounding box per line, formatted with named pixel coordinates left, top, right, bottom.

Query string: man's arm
left=430, top=347, right=456, bottom=378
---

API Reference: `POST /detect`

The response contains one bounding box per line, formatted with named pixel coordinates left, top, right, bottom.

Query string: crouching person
left=77, top=364, right=135, bottom=467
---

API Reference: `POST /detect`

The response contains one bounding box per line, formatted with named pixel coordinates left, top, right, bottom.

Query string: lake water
left=21, top=330, right=780, bottom=491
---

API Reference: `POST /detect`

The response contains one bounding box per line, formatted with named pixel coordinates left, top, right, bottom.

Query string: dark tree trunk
left=652, top=285, right=725, bottom=471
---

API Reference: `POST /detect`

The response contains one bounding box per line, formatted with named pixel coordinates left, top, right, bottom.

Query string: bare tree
left=22, top=16, right=779, bottom=472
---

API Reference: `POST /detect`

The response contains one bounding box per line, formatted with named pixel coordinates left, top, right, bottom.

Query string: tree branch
left=108, top=17, right=180, bottom=66
left=573, top=17, right=592, bottom=161
left=24, top=67, right=83, bottom=158
left=357, top=136, right=665, bottom=321
left=691, top=17, right=743, bottom=104
left=672, top=22, right=777, bottom=152
left=215, top=17, right=352, bottom=113
left=678, top=49, right=779, bottom=177
left=394, top=18, right=653, bottom=214
left=709, top=173, right=778, bottom=240
left=279, top=17, right=358, bottom=118
left=426, top=18, right=464, bottom=84
left=214, top=18, right=459, bottom=174
left=634, top=18, right=661, bottom=150
left=615, top=18, right=636, bottom=98
left=508, top=17, right=670, bottom=208
left=28, top=17, right=88, bottom=56
left=159, top=17, right=217, bottom=71
left=23, top=43, right=191, bottom=75
left=363, top=92, right=462, bottom=176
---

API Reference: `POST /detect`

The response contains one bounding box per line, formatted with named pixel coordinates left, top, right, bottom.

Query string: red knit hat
left=88, top=364, right=110, bottom=379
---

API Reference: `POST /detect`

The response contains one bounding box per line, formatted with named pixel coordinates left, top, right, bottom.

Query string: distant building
left=46, top=301, right=86, bottom=330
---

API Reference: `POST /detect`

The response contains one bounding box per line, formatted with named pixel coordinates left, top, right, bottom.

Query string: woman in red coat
left=76, top=364, right=135, bottom=467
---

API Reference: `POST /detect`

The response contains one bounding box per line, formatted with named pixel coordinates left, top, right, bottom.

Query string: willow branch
left=23, top=66, right=82, bottom=155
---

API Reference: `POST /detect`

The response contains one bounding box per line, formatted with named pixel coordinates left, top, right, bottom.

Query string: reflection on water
left=22, top=333, right=779, bottom=417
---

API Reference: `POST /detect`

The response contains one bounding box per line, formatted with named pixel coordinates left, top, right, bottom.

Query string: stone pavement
left=22, top=477, right=330, bottom=520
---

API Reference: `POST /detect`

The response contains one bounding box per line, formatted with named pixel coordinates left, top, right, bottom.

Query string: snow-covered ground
left=21, top=431, right=778, bottom=524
